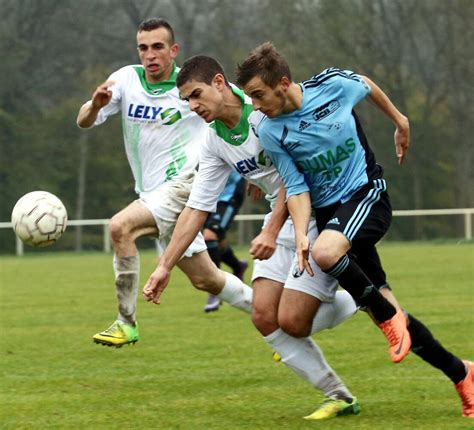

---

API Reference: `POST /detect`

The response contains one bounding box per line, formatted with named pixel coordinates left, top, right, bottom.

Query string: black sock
left=325, top=254, right=396, bottom=322
left=205, top=240, right=221, bottom=268
left=407, top=313, right=467, bottom=384
left=220, top=245, right=241, bottom=274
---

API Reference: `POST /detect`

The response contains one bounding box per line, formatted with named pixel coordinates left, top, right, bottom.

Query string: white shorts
left=138, top=173, right=206, bottom=258
left=252, top=214, right=338, bottom=302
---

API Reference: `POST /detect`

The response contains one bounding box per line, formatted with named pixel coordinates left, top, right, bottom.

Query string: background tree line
left=0, top=0, right=472, bottom=252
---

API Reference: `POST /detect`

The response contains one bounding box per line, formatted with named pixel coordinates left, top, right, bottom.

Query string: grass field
left=1, top=242, right=473, bottom=429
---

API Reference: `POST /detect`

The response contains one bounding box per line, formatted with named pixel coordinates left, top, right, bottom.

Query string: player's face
left=137, top=28, right=179, bottom=83
left=179, top=78, right=224, bottom=123
left=243, top=76, right=286, bottom=118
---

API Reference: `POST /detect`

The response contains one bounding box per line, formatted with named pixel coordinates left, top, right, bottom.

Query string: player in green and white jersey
left=143, top=56, right=361, bottom=421
left=77, top=19, right=252, bottom=347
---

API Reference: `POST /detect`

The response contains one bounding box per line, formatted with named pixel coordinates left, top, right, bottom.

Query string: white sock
left=113, top=254, right=140, bottom=325
left=311, top=290, right=358, bottom=335
left=265, top=328, right=353, bottom=400
left=217, top=272, right=252, bottom=313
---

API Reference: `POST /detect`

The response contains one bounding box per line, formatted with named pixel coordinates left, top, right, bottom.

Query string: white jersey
left=188, top=88, right=340, bottom=301
left=90, top=63, right=208, bottom=194
left=187, top=87, right=283, bottom=213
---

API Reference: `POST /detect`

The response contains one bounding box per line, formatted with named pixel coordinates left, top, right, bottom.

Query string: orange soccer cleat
left=378, top=309, right=411, bottom=363
left=455, top=361, right=474, bottom=418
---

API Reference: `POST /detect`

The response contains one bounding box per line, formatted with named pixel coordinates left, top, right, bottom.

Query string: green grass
left=1, top=242, right=473, bottom=429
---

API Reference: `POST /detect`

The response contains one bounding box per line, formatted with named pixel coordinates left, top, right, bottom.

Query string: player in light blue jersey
left=236, top=42, right=473, bottom=417
left=203, top=171, right=248, bottom=312
left=237, top=43, right=410, bottom=364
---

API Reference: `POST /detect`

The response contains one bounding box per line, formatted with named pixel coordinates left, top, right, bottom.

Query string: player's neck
left=283, top=83, right=303, bottom=113
left=145, top=63, right=174, bottom=84
left=219, top=91, right=242, bottom=129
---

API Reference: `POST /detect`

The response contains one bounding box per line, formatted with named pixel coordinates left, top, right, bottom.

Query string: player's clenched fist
left=143, top=265, right=171, bottom=305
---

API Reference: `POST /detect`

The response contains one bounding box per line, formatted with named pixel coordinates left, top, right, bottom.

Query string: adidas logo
left=327, top=217, right=340, bottom=225
left=298, top=120, right=310, bottom=131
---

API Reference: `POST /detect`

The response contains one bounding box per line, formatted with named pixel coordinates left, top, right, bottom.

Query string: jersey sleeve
left=335, top=68, right=371, bottom=107
left=186, top=130, right=233, bottom=212
left=258, top=123, right=309, bottom=199
left=93, top=69, right=124, bottom=126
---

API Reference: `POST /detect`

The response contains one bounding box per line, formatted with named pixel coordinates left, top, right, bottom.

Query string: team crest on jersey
left=328, top=122, right=343, bottom=135
left=312, top=100, right=341, bottom=121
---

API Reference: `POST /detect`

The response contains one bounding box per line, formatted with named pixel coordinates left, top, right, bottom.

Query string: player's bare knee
left=190, top=273, right=220, bottom=293
left=251, top=307, right=278, bottom=335
left=110, top=215, right=137, bottom=245
left=190, top=275, right=210, bottom=292
left=279, top=314, right=311, bottom=337
left=109, top=217, right=126, bottom=244
left=312, top=245, right=340, bottom=270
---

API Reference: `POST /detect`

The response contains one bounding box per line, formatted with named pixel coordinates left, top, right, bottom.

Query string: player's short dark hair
left=177, top=55, right=229, bottom=88
left=236, top=42, right=292, bottom=88
left=138, top=18, right=175, bottom=44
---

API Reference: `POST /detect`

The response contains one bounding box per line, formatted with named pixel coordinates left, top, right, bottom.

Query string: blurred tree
left=0, top=0, right=472, bottom=251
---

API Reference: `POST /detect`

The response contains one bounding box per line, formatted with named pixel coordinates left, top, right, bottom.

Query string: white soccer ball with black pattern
left=11, top=191, right=68, bottom=247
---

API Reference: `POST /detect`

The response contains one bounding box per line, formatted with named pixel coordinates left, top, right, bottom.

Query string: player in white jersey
left=143, top=55, right=361, bottom=421
left=76, top=18, right=252, bottom=347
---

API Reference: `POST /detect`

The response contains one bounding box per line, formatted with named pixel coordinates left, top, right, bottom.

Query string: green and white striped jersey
left=91, top=63, right=208, bottom=193
left=187, top=87, right=283, bottom=213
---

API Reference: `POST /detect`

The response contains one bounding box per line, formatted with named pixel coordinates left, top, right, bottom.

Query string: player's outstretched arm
left=287, top=192, right=314, bottom=276
left=250, top=187, right=288, bottom=260
left=362, top=76, right=410, bottom=165
left=143, top=206, right=209, bottom=304
left=77, top=80, right=115, bottom=129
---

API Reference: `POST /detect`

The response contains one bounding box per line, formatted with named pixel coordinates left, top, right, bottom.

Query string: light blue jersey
left=256, top=68, right=383, bottom=208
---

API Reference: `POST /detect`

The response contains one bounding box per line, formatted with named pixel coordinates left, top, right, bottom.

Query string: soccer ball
left=11, top=191, right=68, bottom=247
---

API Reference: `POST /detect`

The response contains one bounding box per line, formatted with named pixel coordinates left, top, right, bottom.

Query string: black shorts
left=315, top=179, right=392, bottom=289
left=350, top=245, right=390, bottom=290
left=315, top=178, right=392, bottom=249
left=204, top=182, right=245, bottom=240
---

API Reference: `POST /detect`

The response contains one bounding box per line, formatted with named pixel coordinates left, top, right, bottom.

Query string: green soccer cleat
left=93, top=320, right=139, bottom=347
left=304, top=397, right=360, bottom=421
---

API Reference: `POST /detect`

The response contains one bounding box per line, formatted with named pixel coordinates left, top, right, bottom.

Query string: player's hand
left=247, top=183, right=265, bottom=202
left=394, top=116, right=410, bottom=165
left=91, top=80, right=115, bottom=110
left=295, top=233, right=314, bottom=277
left=142, top=265, right=171, bottom=305
left=250, top=230, right=277, bottom=260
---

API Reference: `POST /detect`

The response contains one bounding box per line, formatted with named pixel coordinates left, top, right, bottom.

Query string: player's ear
left=170, top=42, right=180, bottom=59
left=280, top=76, right=291, bottom=91
left=213, top=73, right=226, bottom=90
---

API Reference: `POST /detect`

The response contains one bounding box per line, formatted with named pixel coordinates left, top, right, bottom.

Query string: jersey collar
left=134, top=62, right=178, bottom=95
left=211, top=86, right=253, bottom=146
